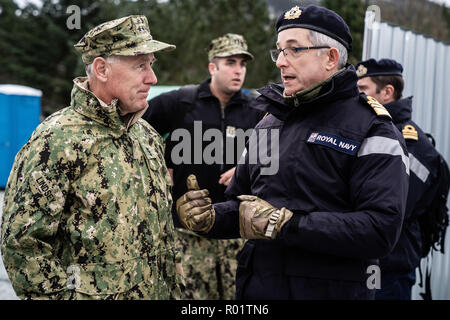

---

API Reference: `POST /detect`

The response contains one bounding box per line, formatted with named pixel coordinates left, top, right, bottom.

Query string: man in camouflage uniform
left=142, top=34, right=264, bottom=299
left=0, top=15, right=182, bottom=300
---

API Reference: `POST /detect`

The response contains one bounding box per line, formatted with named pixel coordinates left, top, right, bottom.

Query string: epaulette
left=360, top=94, right=392, bottom=119
left=402, top=124, right=418, bottom=141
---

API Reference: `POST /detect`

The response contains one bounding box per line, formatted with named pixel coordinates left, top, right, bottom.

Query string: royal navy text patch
left=307, top=132, right=361, bottom=155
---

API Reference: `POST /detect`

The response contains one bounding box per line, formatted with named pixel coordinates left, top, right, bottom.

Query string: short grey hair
left=308, top=30, right=348, bottom=69
left=85, top=55, right=124, bottom=77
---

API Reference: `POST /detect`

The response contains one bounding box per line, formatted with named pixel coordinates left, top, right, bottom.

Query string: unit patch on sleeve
left=307, top=132, right=361, bottom=155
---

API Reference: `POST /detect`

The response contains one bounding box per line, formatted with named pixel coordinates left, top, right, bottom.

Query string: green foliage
left=1, top=0, right=448, bottom=115
left=0, top=0, right=279, bottom=115
left=443, top=5, right=450, bottom=32
left=320, top=0, right=366, bottom=64
left=150, top=0, right=279, bottom=88
left=369, top=0, right=450, bottom=45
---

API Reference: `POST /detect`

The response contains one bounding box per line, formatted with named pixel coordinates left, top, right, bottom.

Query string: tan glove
left=176, top=174, right=215, bottom=233
left=237, top=195, right=293, bottom=240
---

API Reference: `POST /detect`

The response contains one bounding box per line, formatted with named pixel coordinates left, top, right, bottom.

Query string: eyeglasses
left=269, top=46, right=331, bottom=62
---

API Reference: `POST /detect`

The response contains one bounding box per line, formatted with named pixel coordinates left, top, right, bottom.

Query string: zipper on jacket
left=220, top=106, right=225, bottom=172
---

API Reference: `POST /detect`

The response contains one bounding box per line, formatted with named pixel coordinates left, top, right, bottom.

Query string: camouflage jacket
left=1, top=78, right=181, bottom=300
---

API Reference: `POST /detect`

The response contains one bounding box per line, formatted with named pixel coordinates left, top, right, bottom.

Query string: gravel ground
left=0, top=191, right=19, bottom=300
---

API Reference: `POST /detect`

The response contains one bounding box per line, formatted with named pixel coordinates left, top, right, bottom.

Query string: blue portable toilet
left=146, top=85, right=180, bottom=101
left=0, top=85, right=42, bottom=189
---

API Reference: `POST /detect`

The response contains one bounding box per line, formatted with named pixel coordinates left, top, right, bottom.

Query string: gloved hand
left=237, top=195, right=293, bottom=240
left=176, top=174, right=215, bottom=233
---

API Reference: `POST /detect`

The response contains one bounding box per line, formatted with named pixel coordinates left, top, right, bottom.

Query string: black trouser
left=375, top=270, right=416, bottom=300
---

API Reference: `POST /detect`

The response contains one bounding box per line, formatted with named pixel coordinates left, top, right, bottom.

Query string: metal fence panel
left=363, top=10, right=450, bottom=300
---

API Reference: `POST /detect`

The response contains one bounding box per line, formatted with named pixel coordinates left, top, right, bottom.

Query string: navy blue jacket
left=207, top=66, right=410, bottom=299
left=142, top=79, right=265, bottom=226
left=380, top=97, right=442, bottom=273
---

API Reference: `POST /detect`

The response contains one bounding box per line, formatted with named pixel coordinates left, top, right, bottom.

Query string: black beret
left=355, top=58, right=403, bottom=78
left=276, top=5, right=352, bottom=52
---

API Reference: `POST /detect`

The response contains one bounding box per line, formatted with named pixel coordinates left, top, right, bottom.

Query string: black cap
left=276, top=5, right=352, bottom=52
left=355, top=58, right=403, bottom=78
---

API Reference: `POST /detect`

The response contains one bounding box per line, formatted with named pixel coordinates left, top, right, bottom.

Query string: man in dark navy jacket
left=175, top=5, right=410, bottom=300
left=356, top=58, right=447, bottom=300
left=142, top=34, right=264, bottom=300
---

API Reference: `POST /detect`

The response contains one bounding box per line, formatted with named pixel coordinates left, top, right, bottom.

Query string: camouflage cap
left=74, top=15, right=176, bottom=64
left=207, top=33, right=254, bottom=61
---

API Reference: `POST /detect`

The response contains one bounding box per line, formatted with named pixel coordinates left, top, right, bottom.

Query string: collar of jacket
left=197, top=78, right=249, bottom=106
left=283, top=68, right=344, bottom=104
left=71, top=77, right=148, bottom=134
left=251, top=65, right=359, bottom=120
left=384, top=96, right=413, bottom=124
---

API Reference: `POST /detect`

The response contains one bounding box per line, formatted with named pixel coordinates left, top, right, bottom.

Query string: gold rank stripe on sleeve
left=366, top=96, right=392, bottom=119
left=402, top=124, right=419, bottom=141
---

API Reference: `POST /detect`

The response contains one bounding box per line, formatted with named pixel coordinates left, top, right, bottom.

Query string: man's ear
left=325, top=47, right=339, bottom=71
left=92, top=57, right=109, bottom=82
left=383, top=84, right=395, bottom=102
left=208, top=61, right=217, bottom=76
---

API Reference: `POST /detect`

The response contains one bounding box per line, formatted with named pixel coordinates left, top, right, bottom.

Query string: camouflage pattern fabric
left=74, top=15, right=175, bottom=64
left=0, top=77, right=182, bottom=300
left=207, top=33, right=254, bottom=61
left=176, top=229, right=244, bottom=300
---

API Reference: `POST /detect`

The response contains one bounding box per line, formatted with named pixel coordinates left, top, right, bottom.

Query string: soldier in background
left=356, top=58, right=450, bottom=300
left=142, top=33, right=264, bottom=299
left=1, top=15, right=182, bottom=299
